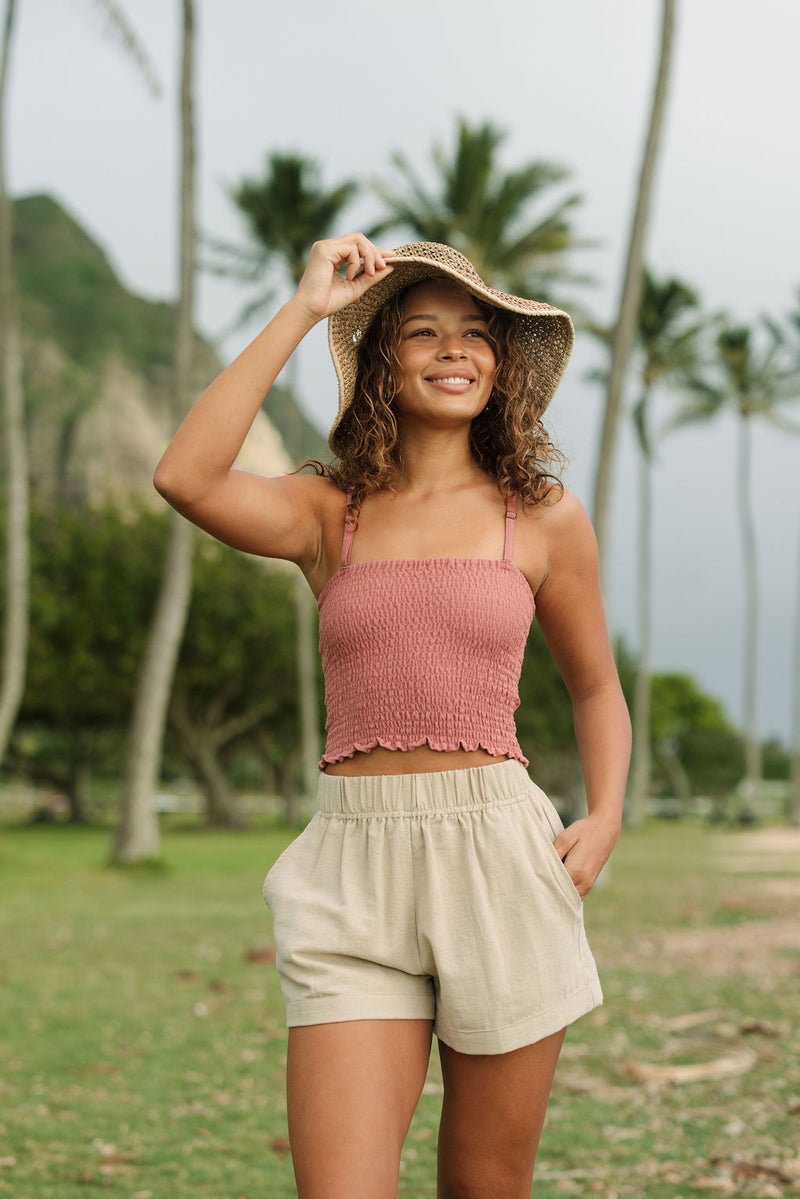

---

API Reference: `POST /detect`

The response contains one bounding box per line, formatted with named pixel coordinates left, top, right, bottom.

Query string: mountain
left=10, top=194, right=326, bottom=506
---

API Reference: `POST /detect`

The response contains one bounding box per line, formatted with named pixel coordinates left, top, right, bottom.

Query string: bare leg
left=287, top=1018, right=433, bottom=1199
left=436, top=1027, right=566, bottom=1198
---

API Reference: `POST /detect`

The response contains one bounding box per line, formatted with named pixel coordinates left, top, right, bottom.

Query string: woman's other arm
left=534, top=492, right=632, bottom=897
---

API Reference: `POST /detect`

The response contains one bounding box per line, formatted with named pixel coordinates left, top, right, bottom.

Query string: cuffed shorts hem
left=435, top=978, right=604, bottom=1055
left=287, top=992, right=436, bottom=1028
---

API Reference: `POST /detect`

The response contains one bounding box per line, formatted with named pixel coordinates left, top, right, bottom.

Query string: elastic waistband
left=316, top=759, right=531, bottom=817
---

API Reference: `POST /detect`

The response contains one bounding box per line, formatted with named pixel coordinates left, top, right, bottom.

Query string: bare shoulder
left=521, top=486, right=596, bottom=549
left=522, top=487, right=600, bottom=591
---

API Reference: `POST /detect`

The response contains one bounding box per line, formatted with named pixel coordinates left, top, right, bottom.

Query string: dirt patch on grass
left=716, top=828, right=800, bottom=856
left=643, top=829, right=800, bottom=979
left=715, top=827, right=800, bottom=875
left=653, top=913, right=800, bottom=978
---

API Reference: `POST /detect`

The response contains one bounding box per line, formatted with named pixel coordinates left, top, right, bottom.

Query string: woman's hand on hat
left=291, top=234, right=395, bottom=325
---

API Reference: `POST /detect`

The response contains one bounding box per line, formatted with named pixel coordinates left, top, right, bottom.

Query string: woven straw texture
left=327, top=242, right=575, bottom=446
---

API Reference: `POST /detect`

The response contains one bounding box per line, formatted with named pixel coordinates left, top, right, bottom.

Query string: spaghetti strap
left=502, top=494, right=518, bottom=562
left=341, top=492, right=356, bottom=567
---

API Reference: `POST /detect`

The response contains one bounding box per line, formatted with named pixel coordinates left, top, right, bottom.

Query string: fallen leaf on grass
left=624, top=1046, right=756, bottom=1084
left=738, top=1018, right=788, bottom=1038
left=712, top=1153, right=800, bottom=1186
left=691, top=1174, right=735, bottom=1194
left=660, top=1010, right=725, bottom=1032
left=246, top=947, right=276, bottom=965
left=209, top=979, right=233, bottom=993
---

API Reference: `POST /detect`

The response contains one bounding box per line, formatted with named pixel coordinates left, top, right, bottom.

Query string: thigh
left=436, top=1028, right=566, bottom=1199
left=287, top=1018, right=433, bottom=1199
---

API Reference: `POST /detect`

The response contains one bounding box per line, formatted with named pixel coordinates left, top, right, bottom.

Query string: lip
left=424, top=370, right=476, bottom=383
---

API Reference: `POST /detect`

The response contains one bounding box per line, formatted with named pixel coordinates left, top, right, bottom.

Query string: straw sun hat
left=327, top=241, right=575, bottom=448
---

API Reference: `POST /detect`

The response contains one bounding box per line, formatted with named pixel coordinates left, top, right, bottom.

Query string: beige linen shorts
left=263, top=759, right=602, bottom=1055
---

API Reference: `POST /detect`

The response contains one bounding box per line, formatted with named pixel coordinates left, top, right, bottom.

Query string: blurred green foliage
left=7, top=505, right=301, bottom=819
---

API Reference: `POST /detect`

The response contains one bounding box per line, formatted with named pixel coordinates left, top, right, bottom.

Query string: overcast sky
left=10, top=0, right=800, bottom=743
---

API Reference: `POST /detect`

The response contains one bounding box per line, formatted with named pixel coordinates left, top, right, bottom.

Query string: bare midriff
left=323, top=745, right=510, bottom=777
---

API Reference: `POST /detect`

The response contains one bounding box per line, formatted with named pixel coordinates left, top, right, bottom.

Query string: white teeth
left=431, top=376, right=472, bottom=384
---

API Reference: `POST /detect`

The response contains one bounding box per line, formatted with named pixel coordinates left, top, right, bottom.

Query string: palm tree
left=784, top=292, right=800, bottom=826
left=0, top=0, right=157, bottom=768
left=229, top=152, right=357, bottom=817
left=113, top=0, right=195, bottom=862
left=626, top=271, right=701, bottom=825
left=373, top=117, right=585, bottom=302
left=592, top=0, right=677, bottom=594
left=0, top=0, right=25, bottom=768
left=233, top=154, right=357, bottom=295
left=677, top=319, right=798, bottom=813
left=793, top=518, right=800, bottom=827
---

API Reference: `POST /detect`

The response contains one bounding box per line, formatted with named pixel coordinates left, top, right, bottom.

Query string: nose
left=438, top=333, right=466, bottom=359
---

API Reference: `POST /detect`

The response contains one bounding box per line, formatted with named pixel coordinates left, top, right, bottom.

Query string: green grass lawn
left=0, top=818, right=798, bottom=1197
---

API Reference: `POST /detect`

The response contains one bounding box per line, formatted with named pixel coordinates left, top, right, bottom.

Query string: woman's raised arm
left=153, top=234, right=393, bottom=566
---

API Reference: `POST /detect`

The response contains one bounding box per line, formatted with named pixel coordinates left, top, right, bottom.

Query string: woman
left=154, top=233, right=631, bottom=1199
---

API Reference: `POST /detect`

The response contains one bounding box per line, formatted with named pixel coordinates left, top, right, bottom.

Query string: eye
left=464, top=328, right=487, bottom=338
left=408, top=327, right=436, bottom=337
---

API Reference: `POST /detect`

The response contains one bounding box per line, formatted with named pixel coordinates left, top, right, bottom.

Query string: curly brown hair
left=300, top=282, right=565, bottom=515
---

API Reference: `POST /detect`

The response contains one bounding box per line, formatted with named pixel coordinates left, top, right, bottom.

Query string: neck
left=395, top=423, right=485, bottom=494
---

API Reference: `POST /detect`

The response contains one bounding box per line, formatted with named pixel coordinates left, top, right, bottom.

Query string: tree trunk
left=113, top=0, right=197, bottom=862
left=737, top=416, right=761, bottom=814
left=790, top=522, right=800, bottom=826
left=591, top=0, right=676, bottom=594
left=66, top=736, right=92, bottom=824
left=655, top=739, right=692, bottom=812
left=169, top=695, right=246, bottom=828
left=627, top=423, right=653, bottom=826
left=6, top=742, right=90, bottom=823
left=0, top=0, right=29, bottom=766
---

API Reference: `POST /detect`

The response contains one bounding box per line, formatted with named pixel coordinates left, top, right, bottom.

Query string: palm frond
left=84, top=0, right=161, bottom=95
left=371, top=116, right=586, bottom=296
left=632, top=393, right=654, bottom=458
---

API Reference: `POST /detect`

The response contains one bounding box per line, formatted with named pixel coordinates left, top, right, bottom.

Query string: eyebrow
left=401, top=312, right=488, bottom=326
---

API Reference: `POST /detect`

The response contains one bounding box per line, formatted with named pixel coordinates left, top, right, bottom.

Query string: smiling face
left=392, top=280, right=497, bottom=429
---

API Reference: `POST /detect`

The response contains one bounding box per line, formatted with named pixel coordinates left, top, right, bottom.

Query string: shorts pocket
left=543, top=829, right=583, bottom=908
left=262, top=818, right=316, bottom=903
left=527, top=785, right=583, bottom=910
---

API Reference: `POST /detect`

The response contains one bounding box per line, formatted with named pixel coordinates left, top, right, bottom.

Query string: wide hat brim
left=327, top=242, right=575, bottom=449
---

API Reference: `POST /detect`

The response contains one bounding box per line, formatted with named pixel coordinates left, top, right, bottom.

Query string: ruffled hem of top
left=319, top=736, right=529, bottom=771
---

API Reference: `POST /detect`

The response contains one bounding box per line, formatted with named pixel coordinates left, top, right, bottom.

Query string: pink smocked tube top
left=317, top=494, right=536, bottom=769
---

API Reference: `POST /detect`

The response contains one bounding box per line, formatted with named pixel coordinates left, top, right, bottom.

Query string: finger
left=347, top=263, right=394, bottom=299
left=552, top=830, right=575, bottom=860
left=345, top=243, right=361, bottom=281
left=350, top=233, right=394, bottom=276
left=369, top=243, right=399, bottom=271
left=360, top=240, right=377, bottom=277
